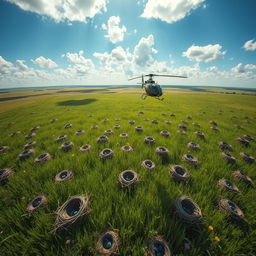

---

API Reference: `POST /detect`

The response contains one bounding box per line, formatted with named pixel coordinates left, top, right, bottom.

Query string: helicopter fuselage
left=143, top=80, right=163, bottom=97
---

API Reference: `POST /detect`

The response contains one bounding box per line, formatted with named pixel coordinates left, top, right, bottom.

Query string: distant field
left=0, top=87, right=256, bottom=256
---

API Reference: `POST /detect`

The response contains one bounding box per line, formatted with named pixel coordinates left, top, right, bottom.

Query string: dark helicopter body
left=129, top=73, right=186, bottom=100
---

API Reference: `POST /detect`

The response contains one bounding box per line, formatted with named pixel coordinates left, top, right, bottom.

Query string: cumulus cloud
left=0, top=56, right=13, bottom=75
left=31, top=56, right=58, bottom=69
left=7, top=0, right=108, bottom=23
left=243, top=39, right=256, bottom=51
left=183, top=44, right=225, bottom=62
left=141, top=0, right=205, bottom=24
left=245, top=64, right=256, bottom=70
left=231, top=63, right=245, bottom=73
left=102, top=16, right=126, bottom=43
left=16, top=60, right=29, bottom=71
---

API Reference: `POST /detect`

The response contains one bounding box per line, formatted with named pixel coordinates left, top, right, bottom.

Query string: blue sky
left=0, top=0, right=256, bottom=88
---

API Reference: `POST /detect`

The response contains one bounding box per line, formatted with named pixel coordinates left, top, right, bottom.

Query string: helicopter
left=128, top=74, right=187, bottom=100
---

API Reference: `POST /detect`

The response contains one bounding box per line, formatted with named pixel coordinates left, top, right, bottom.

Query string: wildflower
left=184, top=242, right=191, bottom=250
left=65, top=239, right=71, bottom=244
left=23, top=170, right=26, bottom=173
left=71, top=154, right=75, bottom=157
left=214, top=236, right=221, bottom=242
left=208, top=225, right=214, bottom=231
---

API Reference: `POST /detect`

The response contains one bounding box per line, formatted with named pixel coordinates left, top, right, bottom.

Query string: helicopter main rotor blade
left=144, top=74, right=187, bottom=78
left=128, top=75, right=143, bottom=81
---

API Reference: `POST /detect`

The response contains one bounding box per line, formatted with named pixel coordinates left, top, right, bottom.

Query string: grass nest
left=219, top=199, right=244, bottom=221
left=162, top=113, right=167, bottom=116
left=104, top=129, right=114, bottom=135
left=209, top=120, right=218, bottom=126
left=35, top=153, right=51, bottom=163
left=118, top=170, right=138, bottom=188
left=211, top=126, right=220, bottom=132
left=26, top=195, right=48, bottom=214
left=236, top=125, right=243, bottom=129
left=113, top=124, right=121, bottom=129
left=218, top=179, right=240, bottom=193
left=138, top=111, right=144, bottom=115
left=160, top=130, right=170, bottom=137
left=55, top=135, right=67, bottom=142
left=60, top=141, right=74, bottom=151
left=178, top=124, right=187, bottom=130
left=236, top=137, right=249, bottom=147
left=232, top=170, right=254, bottom=186
left=156, top=146, right=169, bottom=157
left=182, top=154, right=198, bottom=166
left=0, top=168, right=14, bottom=184
left=144, top=118, right=150, bottom=121
left=141, top=160, right=155, bottom=170
left=75, top=130, right=84, bottom=136
left=178, top=130, right=186, bottom=135
left=31, top=126, right=40, bottom=132
left=18, top=149, right=35, bottom=160
left=165, top=120, right=172, bottom=125
left=115, top=118, right=121, bottom=121
left=194, top=131, right=205, bottom=139
left=181, top=120, right=188, bottom=124
left=169, top=165, right=190, bottom=182
left=242, top=134, right=255, bottom=141
left=51, top=119, right=58, bottom=123
left=53, top=194, right=90, bottom=233
left=80, top=144, right=92, bottom=152
left=119, top=133, right=128, bottom=139
left=10, top=131, right=21, bottom=137
left=135, top=126, right=143, bottom=132
left=220, top=152, right=236, bottom=164
left=144, top=136, right=155, bottom=145
left=240, top=152, right=255, bottom=163
left=173, top=196, right=203, bottom=224
left=129, top=120, right=135, bottom=125
left=97, top=135, right=109, bottom=143
left=192, top=122, right=200, bottom=127
left=55, top=169, right=74, bottom=183
left=121, top=145, right=133, bottom=152
left=25, top=133, right=36, bottom=139
left=187, top=115, right=192, bottom=120
left=96, top=230, right=120, bottom=255
left=64, top=123, right=72, bottom=129
left=24, top=141, right=36, bottom=149
left=99, top=148, right=114, bottom=160
left=91, top=125, right=99, bottom=129
left=170, top=113, right=175, bottom=117
left=146, top=235, right=171, bottom=256
left=219, top=141, right=232, bottom=150
left=0, top=146, right=9, bottom=153
left=102, top=118, right=109, bottom=123
left=152, top=120, right=158, bottom=124
left=187, top=142, right=200, bottom=151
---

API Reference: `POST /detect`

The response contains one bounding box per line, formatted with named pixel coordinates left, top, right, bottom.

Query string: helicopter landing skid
left=141, top=93, right=147, bottom=100
left=156, top=97, right=164, bottom=101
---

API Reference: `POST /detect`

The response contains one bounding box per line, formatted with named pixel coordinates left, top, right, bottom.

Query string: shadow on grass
left=57, top=98, right=97, bottom=106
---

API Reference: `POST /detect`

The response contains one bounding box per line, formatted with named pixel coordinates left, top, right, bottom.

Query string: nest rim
left=75, top=130, right=85, bottom=136
left=146, top=235, right=171, bottom=256
left=118, top=170, right=138, bottom=188
left=219, top=141, right=232, bottom=150
left=236, top=137, right=249, bottom=146
left=19, top=148, right=35, bottom=160
left=104, top=129, right=114, bottom=135
left=55, top=169, right=74, bottom=183
left=232, top=170, right=254, bottom=186
left=25, top=133, right=36, bottom=139
left=99, top=148, right=114, bottom=160
left=141, top=159, right=156, bottom=170
left=239, top=152, right=255, bottom=163
left=187, top=142, right=200, bottom=151
left=160, top=130, right=170, bottom=137
left=24, top=141, right=36, bottom=149
left=135, top=126, right=143, bottom=132
left=121, top=145, right=133, bottom=152
left=0, top=168, right=14, bottom=183
left=169, top=165, right=190, bottom=182
left=151, top=120, right=159, bottom=124
left=178, top=124, right=187, bottom=130
left=0, top=146, right=10, bottom=153
left=119, top=133, right=128, bottom=138
left=156, top=146, right=169, bottom=157
left=64, top=123, right=73, bottom=129
left=194, top=131, right=205, bottom=139
left=182, top=154, right=198, bottom=165
left=218, top=179, right=240, bottom=193
left=144, top=136, right=156, bottom=144
left=26, top=194, right=48, bottom=213
left=129, top=120, right=135, bottom=125
left=35, top=153, right=51, bottom=163
left=219, top=199, right=244, bottom=221
left=60, top=141, right=74, bottom=151
left=113, top=124, right=121, bottom=129
left=96, top=230, right=120, bottom=255
left=220, top=152, right=236, bottom=164
left=55, top=135, right=67, bottom=142
left=91, top=125, right=99, bottom=129
left=80, top=144, right=92, bottom=152
left=97, top=135, right=109, bottom=143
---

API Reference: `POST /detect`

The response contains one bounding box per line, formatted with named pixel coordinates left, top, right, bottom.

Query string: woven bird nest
left=60, top=141, right=74, bottom=151
left=152, top=120, right=158, bottom=124
left=64, top=123, right=72, bottom=129
left=0, top=146, right=9, bottom=153
left=220, top=152, right=236, bottom=164
left=146, top=236, right=171, bottom=256
left=25, top=133, right=36, bottom=139
left=194, top=131, right=205, bottom=139
left=119, top=133, right=128, bottom=139
left=0, top=168, right=14, bottom=184
left=31, top=126, right=40, bottom=132
left=218, top=179, right=240, bottom=193
left=232, top=170, right=254, bottom=186
left=181, top=120, right=188, bottom=124
left=121, top=145, right=133, bottom=152
left=118, top=170, right=138, bottom=188
left=102, top=118, right=109, bottom=123
left=173, top=196, right=203, bottom=224
left=115, top=118, right=121, bottom=121
left=242, top=134, right=255, bottom=141
left=219, top=141, right=232, bottom=150
left=160, top=130, right=170, bottom=137
left=113, top=124, right=121, bottom=129
left=236, top=125, right=243, bottom=129
left=24, top=141, right=36, bottom=149
left=182, top=154, right=198, bottom=166
left=18, top=149, right=35, bottom=160
left=187, top=115, right=192, bottom=120
left=209, top=120, right=217, bottom=126
left=141, top=160, right=155, bottom=170
left=187, top=142, right=200, bottom=151
left=240, top=152, right=255, bottom=163
left=80, top=144, right=92, bottom=152
left=162, top=113, right=167, bottom=116
left=169, top=165, right=190, bottom=182
left=75, top=130, right=84, bottom=136
left=99, top=148, right=113, bottom=160
left=96, top=230, right=120, bottom=255
left=53, top=195, right=90, bottom=232
left=170, top=113, right=175, bottom=117
left=165, top=121, right=172, bottom=125
left=156, top=146, right=169, bottom=157
left=144, top=136, right=155, bottom=144
left=178, top=130, right=186, bottom=135
left=236, top=137, right=249, bottom=147
left=10, top=131, right=21, bottom=137
left=135, top=126, right=143, bottom=132
left=178, top=124, right=187, bottom=130
left=138, top=111, right=144, bottom=115
left=55, top=135, right=67, bottom=142
left=91, top=125, right=99, bottom=129
left=88, top=114, right=93, bottom=117
left=192, top=122, right=200, bottom=128
left=129, top=120, right=135, bottom=125
left=35, top=153, right=51, bottom=163
left=211, top=126, right=220, bottom=132
left=55, top=169, right=74, bottom=183
left=104, top=129, right=114, bottom=135
left=219, top=199, right=244, bottom=221
left=97, top=136, right=109, bottom=143
left=51, top=119, right=58, bottom=123
left=26, top=195, right=48, bottom=214
left=144, top=118, right=150, bottom=121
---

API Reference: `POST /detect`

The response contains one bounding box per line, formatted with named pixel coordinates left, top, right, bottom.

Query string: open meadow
left=0, top=87, right=256, bottom=256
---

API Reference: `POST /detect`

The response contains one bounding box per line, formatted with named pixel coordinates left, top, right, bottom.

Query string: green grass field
left=0, top=87, right=256, bottom=256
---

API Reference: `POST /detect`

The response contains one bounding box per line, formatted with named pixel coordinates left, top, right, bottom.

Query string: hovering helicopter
left=128, top=74, right=187, bottom=100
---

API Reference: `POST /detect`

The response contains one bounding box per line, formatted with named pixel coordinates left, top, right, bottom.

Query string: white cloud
left=31, top=56, right=58, bottom=69
left=243, top=39, right=256, bottom=51
left=183, top=44, right=225, bottom=62
left=207, top=66, right=218, bottom=72
left=103, top=16, right=127, bottom=43
left=0, top=56, right=13, bottom=75
left=16, top=60, right=29, bottom=71
left=141, top=0, right=205, bottom=24
left=245, top=64, right=256, bottom=70
left=7, top=0, right=108, bottom=23
left=232, top=63, right=245, bottom=73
